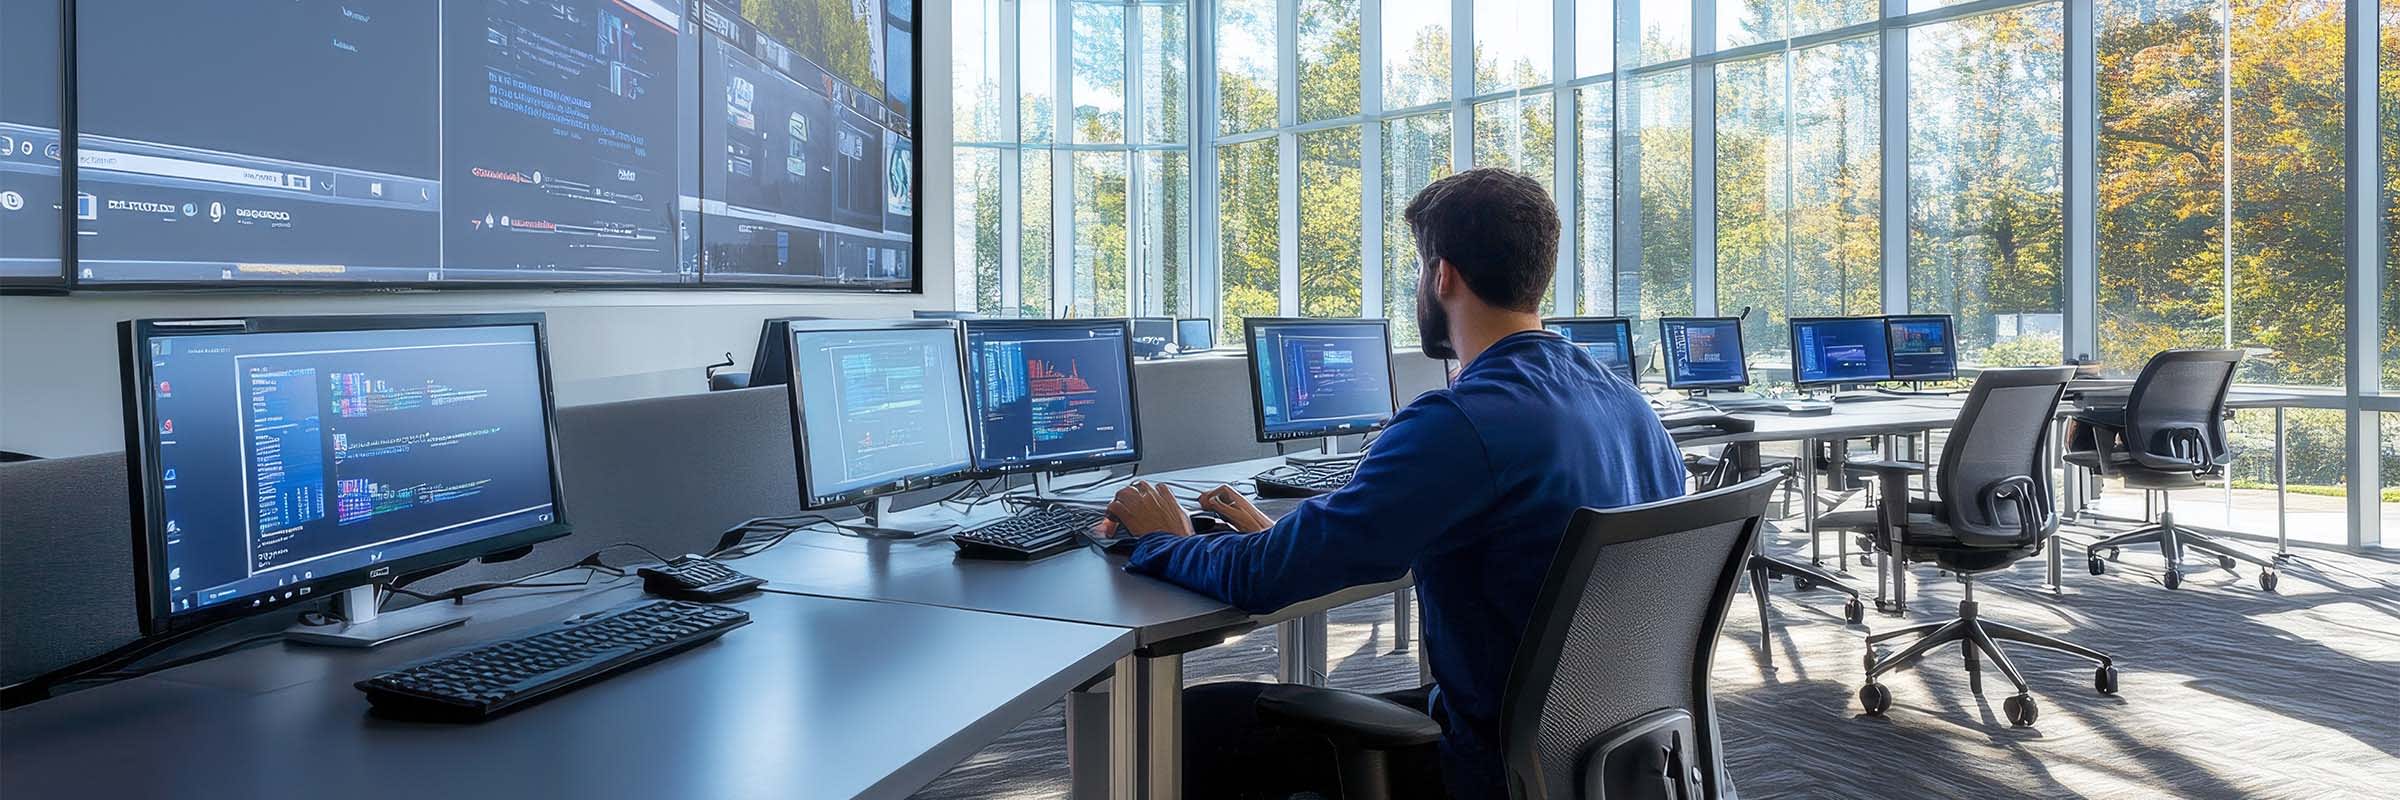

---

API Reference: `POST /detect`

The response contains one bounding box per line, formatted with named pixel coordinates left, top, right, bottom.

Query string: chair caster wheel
left=1876, top=598, right=1901, bottom=614
left=2087, top=557, right=2106, bottom=576
left=2003, top=694, right=2038, bottom=726
left=2218, top=555, right=2236, bottom=570
left=2094, top=666, right=2119, bottom=695
left=1864, top=647, right=1884, bottom=672
left=1794, top=577, right=1817, bottom=592
left=1859, top=683, right=1892, bottom=716
left=2162, top=570, right=2182, bottom=590
left=2259, top=570, right=2279, bottom=593
left=1845, top=597, right=1866, bottom=625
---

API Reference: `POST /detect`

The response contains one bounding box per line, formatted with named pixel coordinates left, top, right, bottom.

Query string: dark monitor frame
left=1881, top=313, right=1959, bottom=381
left=1241, top=316, right=1400, bottom=444
left=741, top=316, right=824, bottom=389
left=1787, top=315, right=1895, bottom=388
left=1540, top=316, right=1639, bottom=383
left=1658, top=316, right=1750, bottom=391
left=960, top=317, right=1144, bottom=477
left=782, top=318, right=973, bottom=510
left=1176, top=317, right=1214, bottom=351
left=117, top=313, right=573, bottom=636
left=912, top=310, right=981, bottom=320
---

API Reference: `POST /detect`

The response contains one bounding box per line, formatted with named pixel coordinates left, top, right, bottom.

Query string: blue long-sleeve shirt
left=1126, top=330, right=1688, bottom=798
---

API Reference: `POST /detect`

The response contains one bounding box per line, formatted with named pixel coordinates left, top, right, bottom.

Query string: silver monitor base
left=852, top=495, right=951, bottom=539
left=286, top=585, right=471, bottom=648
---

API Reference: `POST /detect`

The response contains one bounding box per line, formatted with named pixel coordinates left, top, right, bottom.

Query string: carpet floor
left=910, top=517, right=2400, bottom=799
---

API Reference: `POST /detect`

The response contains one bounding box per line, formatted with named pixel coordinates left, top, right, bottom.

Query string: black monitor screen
left=129, top=318, right=564, bottom=628
left=964, top=320, right=1140, bottom=474
left=1177, top=318, right=1214, bottom=351
left=786, top=322, right=970, bottom=507
left=0, top=0, right=64, bottom=286
left=1130, top=317, right=1175, bottom=358
left=1661, top=317, right=1748, bottom=389
left=1543, top=318, right=1637, bottom=384
left=1884, top=315, right=1957, bottom=380
left=1246, top=319, right=1397, bottom=442
left=1791, top=317, right=1893, bottom=386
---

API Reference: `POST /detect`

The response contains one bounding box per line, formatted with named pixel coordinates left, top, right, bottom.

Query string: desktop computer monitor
left=783, top=319, right=975, bottom=510
left=1884, top=314, right=1958, bottom=381
left=1660, top=317, right=1750, bottom=390
left=962, top=319, right=1142, bottom=476
left=1244, top=318, right=1399, bottom=443
left=913, top=310, right=982, bottom=320
left=1542, top=317, right=1639, bottom=384
left=740, top=317, right=824, bottom=389
left=118, top=314, right=571, bottom=635
left=1790, top=316, right=1894, bottom=386
left=1130, top=317, right=1178, bottom=358
left=1177, top=318, right=1215, bottom=352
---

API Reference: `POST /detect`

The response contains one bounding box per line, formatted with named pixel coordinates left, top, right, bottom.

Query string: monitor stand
left=848, top=495, right=953, bottom=540
left=1286, top=437, right=1358, bottom=466
left=287, top=585, right=472, bottom=649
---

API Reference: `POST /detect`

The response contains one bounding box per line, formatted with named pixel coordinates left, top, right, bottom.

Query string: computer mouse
left=1191, top=512, right=1234, bottom=534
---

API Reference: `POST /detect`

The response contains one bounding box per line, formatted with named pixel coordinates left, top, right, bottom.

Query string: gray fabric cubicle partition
left=0, top=454, right=139, bottom=686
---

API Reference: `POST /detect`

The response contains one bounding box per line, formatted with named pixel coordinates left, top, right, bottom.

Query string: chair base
left=1857, top=587, right=2116, bottom=727
left=2084, top=510, right=2281, bottom=592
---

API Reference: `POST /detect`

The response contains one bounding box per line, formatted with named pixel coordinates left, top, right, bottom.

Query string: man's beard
left=1415, top=268, right=1456, bottom=360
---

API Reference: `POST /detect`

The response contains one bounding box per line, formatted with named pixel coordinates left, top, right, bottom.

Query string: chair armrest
left=1840, top=459, right=1926, bottom=476
left=1256, top=684, right=1443, bottom=749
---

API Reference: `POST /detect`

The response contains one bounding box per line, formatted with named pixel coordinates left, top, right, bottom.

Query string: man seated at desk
left=1097, top=168, right=1688, bottom=800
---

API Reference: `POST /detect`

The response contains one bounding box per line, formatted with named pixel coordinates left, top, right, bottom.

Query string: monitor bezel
left=1658, top=316, right=1751, bottom=390
left=1881, top=313, right=1959, bottom=381
left=782, top=318, right=974, bottom=509
left=741, top=316, right=825, bottom=389
left=1241, top=316, right=1401, bottom=444
left=1787, top=315, right=1896, bottom=387
left=1175, top=317, right=1215, bottom=351
left=117, top=312, right=573, bottom=636
left=959, top=317, right=1145, bottom=478
left=1540, top=316, right=1639, bottom=384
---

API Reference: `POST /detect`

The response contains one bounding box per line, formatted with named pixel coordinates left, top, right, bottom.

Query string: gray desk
left=1, top=585, right=1131, bottom=800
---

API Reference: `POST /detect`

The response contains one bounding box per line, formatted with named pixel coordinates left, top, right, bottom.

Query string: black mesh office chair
left=1242, top=473, right=1784, bottom=800
left=2065, top=349, right=2280, bottom=591
left=1816, top=366, right=2116, bottom=727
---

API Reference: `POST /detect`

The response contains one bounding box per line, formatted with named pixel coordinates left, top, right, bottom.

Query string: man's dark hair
left=1401, top=167, right=1559, bottom=313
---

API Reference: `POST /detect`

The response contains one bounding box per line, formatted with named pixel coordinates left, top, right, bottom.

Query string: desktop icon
left=76, top=193, right=97, bottom=220
left=163, top=468, right=177, bottom=481
left=208, top=201, right=224, bottom=222
left=182, top=203, right=196, bottom=217
left=166, top=520, right=180, bottom=534
left=159, top=419, right=173, bottom=435
left=0, top=191, right=21, bottom=211
left=158, top=380, right=171, bottom=395
left=369, top=181, right=384, bottom=198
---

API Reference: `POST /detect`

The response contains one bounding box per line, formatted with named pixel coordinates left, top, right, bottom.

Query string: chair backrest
left=1935, top=366, right=2074, bottom=548
left=2122, top=349, right=2241, bottom=472
left=1499, top=472, right=1782, bottom=800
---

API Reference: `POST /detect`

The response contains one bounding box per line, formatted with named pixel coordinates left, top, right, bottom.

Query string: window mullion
left=1360, top=0, right=1385, bottom=320
left=1879, top=0, right=1909, bottom=314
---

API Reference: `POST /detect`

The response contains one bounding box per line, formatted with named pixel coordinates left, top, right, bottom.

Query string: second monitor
left=1660, top=316, right=1750, bottom=391
left=1542, top=317, right=1639, bottom=384
left=1790, top=316, right=1894, bottom=386
left=962, top=319, right=1142, bottom=482
left=1244, top=318, right=1398, bottom=448
left=783, top=319, right=975, bottom=535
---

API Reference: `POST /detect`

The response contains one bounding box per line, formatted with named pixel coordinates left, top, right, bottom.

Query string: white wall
left=0, top=1, right=957, bottom=459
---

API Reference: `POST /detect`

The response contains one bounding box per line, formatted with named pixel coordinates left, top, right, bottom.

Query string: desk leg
left=2045, top=419, right=2064, bottom=592
left=1110, top=653, right=1184, bottom=800
left=1802, top=439, right=1821, bottom=565
left=2274, top=407, right=2289, bottom=557
left=1069, top=679, right=1112, bottom=799
left=1277, top=615, right=1328, bottom=686
left=1391, top=589, right=1412, bottom=653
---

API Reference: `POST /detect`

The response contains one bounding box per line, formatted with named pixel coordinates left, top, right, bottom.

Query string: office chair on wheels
left=1686, top=446, right=1866, bottom=632
left=2064, top=349, right=2281, bottom=592
left=1241, top=473, right=1785, bottom=800
left=1815, top=366, right=2116, bottom=727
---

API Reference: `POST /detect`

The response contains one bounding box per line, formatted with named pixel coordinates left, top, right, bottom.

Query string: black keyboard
left=357, top=599, right=750, bottom=722
left=1254, top=461, right=1358, bottom=498
left=638, top=555, right=765, bottom=602
left=954, top=506, right=1110, bottom=560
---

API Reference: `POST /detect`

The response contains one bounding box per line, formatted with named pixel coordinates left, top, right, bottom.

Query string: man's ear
left=1430, top=258, right=1456, bottom=300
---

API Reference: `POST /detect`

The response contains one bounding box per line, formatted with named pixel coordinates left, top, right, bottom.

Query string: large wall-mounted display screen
left=50, top=0, right=914, bottom=291
left=0, top=0, right=66, bottom=287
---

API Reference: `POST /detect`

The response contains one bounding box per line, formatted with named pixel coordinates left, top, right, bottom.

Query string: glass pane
left=1384, top=113, right=1455, bottom=344
left=1633, top=70, right=1694, bottom=322
left=1791, top=0, right=1875, bottom=40
left=1384, top=0, right=1452, bottom=109
left=1790, top=38, right=1881, bottom=317
left=956, top=148, right=1005, bottom=314
left=1140, top=151, right=1194, bottom=315
left=2384, top=413, right=2399, bottom=539
left=1022, top=150, right=1055, bottom=317
left=1576, top=0, right=1613, bottom=77
left=954, top=0, right=1004, bottom=142
left=2229, top=0, right=2347, bottom=387
left=1072, top=3, right=1127, bottom=143
left=1718, top=0, right=1780, bottom=51
left=2201, top=408, right=2349, bottom=546
left=1220, top=139, right=1281, bottom=340
left=1637, top=0, right=1692, bottom=66
left=2097, top=0, right=2227, bottom=376
left=1908, top=5, right=2064, bottom=366
left=1299, top=0, right=1362, bottom=121
left=1073, top=152, right=1130, bottom=316
left=1476, top=0, right=1553, bottom=94
left=2386, top=0, right=2400, bottom=388
left=1023, top=0, right=1057, bottom=143
left=1218, top=0, right=1279, bottom=134
left=1576, top=84, right=1615, bottom=316
left=1713, top=55, right=1789, bottom=355
left=1140, top=4, right=1189, bottom=144
left=1299, top=129, right=1364, bottom=317
left=1472, top=93, right=1555, bottom=179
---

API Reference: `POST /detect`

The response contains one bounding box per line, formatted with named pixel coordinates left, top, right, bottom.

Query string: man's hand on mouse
left=1199, top=486, right=1274, bottom=532
left=1094, top=480, right=1193, bottom=539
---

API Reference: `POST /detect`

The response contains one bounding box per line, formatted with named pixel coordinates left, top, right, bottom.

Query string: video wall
left=0, top=0, right=917, bottom=291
